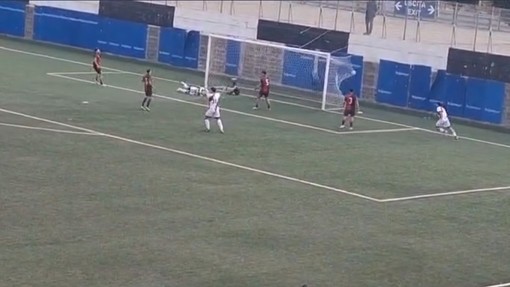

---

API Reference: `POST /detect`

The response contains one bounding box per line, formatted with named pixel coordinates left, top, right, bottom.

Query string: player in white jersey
left=435, top=102, right=458, bottom=140
left=177, top=81, right=206, bottom=97
left=204, top=87, right=224, bottom=133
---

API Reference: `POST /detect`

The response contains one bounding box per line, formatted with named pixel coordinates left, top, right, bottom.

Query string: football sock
left=266, top=99, right=271, bottom=109
left=349, top=121, right=353, bottom=128
left=142, top=97, right=148, bottom=107
left=217, top=119, right=224, bottom=133
left=205, top=119, right=211, bottom=130
left=146, top=98, right=151, bottom=107
left=449, top=128, right=457, bottom=136
left=341, top=120, right=345, bottom=126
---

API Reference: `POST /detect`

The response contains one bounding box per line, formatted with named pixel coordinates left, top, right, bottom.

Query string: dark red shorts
left=259, top=90, right=269, bottom=98
left=93, top=64, right=101, bottom=74
left=145, top=86, right=153, bottom=97
left=344, top=109, right=355, bottom=117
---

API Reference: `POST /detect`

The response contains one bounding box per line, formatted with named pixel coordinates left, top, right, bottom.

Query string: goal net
left=324, top=55, right=357, bottom=110
left=203, top=34, right=356, bottom=111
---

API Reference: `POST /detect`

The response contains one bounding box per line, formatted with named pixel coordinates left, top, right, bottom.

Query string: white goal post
left=203, top=34, right=357, bottom=111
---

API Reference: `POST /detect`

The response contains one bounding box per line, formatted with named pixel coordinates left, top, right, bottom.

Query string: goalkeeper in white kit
left=435, top=102, right=458, bottom=140
left=204, top=87, right=224, bottom=133
left=177, top=81, right=206, bottom=97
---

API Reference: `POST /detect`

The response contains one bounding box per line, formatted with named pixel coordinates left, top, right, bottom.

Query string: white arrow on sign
left=427, top=4, right=435, bottom=15
left=395, top=1, right=402, bottom=11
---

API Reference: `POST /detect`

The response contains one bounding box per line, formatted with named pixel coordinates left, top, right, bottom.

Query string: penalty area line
left=380, top=185, right=510, bottom=202
left=0, top=122, right=99, bottom=135
left=3, top=45, right=509, bottom=150
left=47, top=71, right=130, bottom=75
left=47, top=73, right=417, bottom=136
left=0, top=106, right=382, bottom=203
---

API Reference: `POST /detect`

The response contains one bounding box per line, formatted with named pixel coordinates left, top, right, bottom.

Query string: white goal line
left=47, top=72, right=417, bottom=137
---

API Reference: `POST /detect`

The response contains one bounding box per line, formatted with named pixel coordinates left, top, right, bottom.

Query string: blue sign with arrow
left=394, top=0, right=437, bottom=19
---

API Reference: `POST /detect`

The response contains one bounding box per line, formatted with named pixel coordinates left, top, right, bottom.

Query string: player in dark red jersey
left=141, top=69, right=153, bottom=111
left=253, top=70, right=271, bottom=110
left=92, top=49, right=104, bottom=86
left=340, top=89, right=359, bottom=130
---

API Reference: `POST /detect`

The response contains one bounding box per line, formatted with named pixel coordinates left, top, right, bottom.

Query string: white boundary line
left=4, top=46, right=510, bottom=202
left=43, top=73, right=510, bottom=202
left=0, top=122, right=98, bottom=135
left=483, top=282, right=510, bottom=287
left=47, top=73, right=418, bottom=136
left=5, top=46, right=510, bottom=286
left=0, top=106, right=381, bottom=203
left=380, top=185, right=510, bottom=202
left=2, top=45, right=509, bottom=150
left=47, top=71, right=130, bottom=75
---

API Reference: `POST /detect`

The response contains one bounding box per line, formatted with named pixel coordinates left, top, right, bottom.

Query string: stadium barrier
left=158, top=27, right=200, bottom=69
left=6, top=3, right=364, bottom=97
left=33, top=6, right=148, bottom=59
left=376, top=60, right=507, bottom=125
left=0, top=2, right=508, bottom=127
left=0, top=1, right=26, bottom=37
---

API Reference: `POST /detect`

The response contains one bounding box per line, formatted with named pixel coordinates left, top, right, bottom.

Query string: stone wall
left=504, top=84, right=510, bottom=127
left=240, top=43, right=283, bottom=84
left=198, top=36, right=284, bottom=85
left=361, top=61, right=378, bottom=102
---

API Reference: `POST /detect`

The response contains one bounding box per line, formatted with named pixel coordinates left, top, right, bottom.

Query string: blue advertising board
left=394, top=1, right=437, bottom=19
left=444, top=74, right=466, bottom=118
left=376, top=60, right=411, bottom=107
left=225, top=40, right=241, bottom=76
left=281, top=51, right=327, bottom=92
left=407, top=64, right=432, bottom=110
left=182, top=30, right=200, bottom=69
left=464, top=77, right=485, bottom=121
left=427, top=69, right=447, bottom=107
left=0, top=1, right=25, bottom=37
left=481, top=79, right=505, bottom=124
left=280, top=52, right=363, bottom=96
left=97, top=18, right=147, bottom=59
left=158, top=27, right=187, bottom=66
left=34, top=6, right=99, bottom=50
left=159, top=28, right=200, bottom=69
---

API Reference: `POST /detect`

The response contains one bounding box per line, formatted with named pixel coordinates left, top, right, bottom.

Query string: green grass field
left=1, top=37, right=510, bottom=287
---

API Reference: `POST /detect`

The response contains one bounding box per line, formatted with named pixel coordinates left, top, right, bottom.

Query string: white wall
left=348, top=34, right=448, bottom=70
left=174, top=8, right=258, bottom=39
left=29, top=1, right=100, bottom=14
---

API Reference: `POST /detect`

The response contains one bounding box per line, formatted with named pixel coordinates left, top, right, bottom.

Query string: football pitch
left=1, top=37, right=510, bottom=287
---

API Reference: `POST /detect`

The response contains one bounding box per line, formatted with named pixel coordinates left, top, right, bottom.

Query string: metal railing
left=145, top=0, right=510, bottom=56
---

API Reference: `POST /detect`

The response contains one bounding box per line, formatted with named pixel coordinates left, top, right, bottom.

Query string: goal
left=203, top=34, right=356, bottom=111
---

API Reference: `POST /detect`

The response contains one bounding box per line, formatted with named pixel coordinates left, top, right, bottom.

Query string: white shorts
left=189, top=86, right=199, bottom=96
left=205, top=107, right=220, bottom=118
left=436, top=118, right=451, bottom=128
